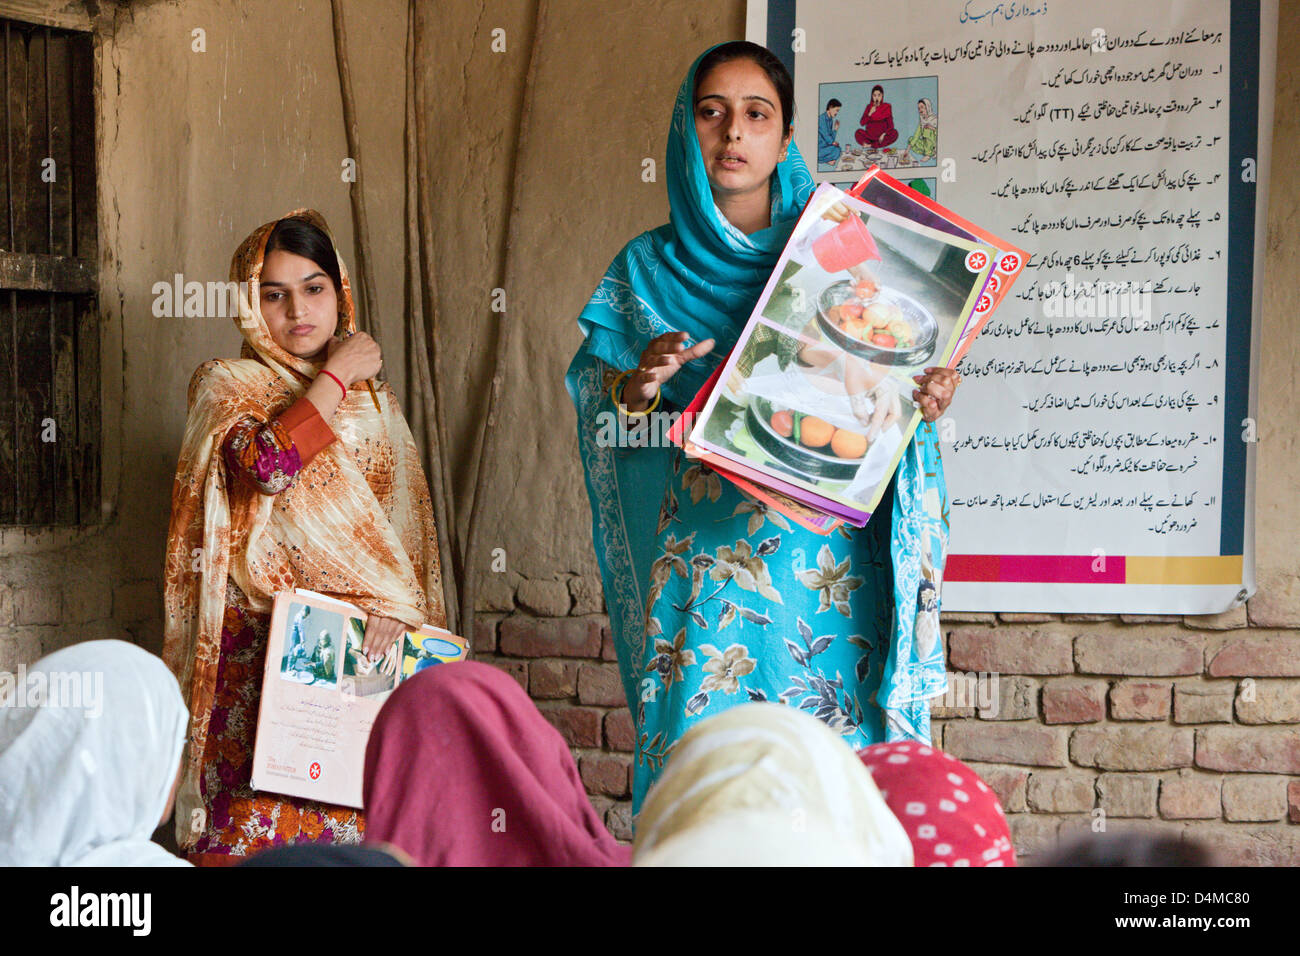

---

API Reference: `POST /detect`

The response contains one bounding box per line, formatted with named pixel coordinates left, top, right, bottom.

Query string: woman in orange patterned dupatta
left=163, top=209, right=447, bottom=865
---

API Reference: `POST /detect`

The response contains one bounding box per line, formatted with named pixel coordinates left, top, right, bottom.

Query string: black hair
left=826, top=98, right=842, bottom=110
left=693, top=41, right=794, bottom=132
left=1033, top=833, right=1218, bottom=867
left=263, top=216, right=342, bottom=291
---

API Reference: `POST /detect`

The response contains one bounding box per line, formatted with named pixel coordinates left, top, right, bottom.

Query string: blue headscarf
left=577, top=44, right=816, bottom=408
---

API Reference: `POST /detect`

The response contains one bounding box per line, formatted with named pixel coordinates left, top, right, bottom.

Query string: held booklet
left=672, top=179, right=1020, bottom=529
left=250, top=588, right=468, bottom=808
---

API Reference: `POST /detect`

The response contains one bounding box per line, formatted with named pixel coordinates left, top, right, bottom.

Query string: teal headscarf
left=576, top=44, right=816, bottom=408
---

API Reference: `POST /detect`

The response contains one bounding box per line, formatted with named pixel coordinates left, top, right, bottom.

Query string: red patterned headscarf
left=857, top=741, right=1016, bottom=867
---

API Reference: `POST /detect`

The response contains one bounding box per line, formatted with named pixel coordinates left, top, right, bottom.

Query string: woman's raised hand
left=324, top=331, right=382, bottom=386
left=621, top=331, right=716, bottom=413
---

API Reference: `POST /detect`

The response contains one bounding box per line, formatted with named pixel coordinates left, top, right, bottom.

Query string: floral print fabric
left=634, top=445, right=895, bottom=806
left=567, top=343, right=949, bottom=824
left=223, top=417, right=302, bottom=494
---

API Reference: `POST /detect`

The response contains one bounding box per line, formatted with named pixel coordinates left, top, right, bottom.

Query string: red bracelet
left=319, top=369, right=348, bottom=399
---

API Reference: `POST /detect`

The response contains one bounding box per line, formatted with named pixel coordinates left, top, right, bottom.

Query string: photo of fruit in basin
left=699, top=324, right=907, bottom=503
left=759, top=198, right=975, bottom=384
left=769, top=407, right=869, bottom=459
left=748, top=397, right=874, bottom=483
left=830, top=292, right=911, bottom=348
left=818, top=280, right=939, bottom=367
left=687, top=185, right=995, bottom=513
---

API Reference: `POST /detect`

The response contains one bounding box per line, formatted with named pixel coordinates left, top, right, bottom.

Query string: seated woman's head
left=362, top=661, right=630, bottom=867
left=258, top=215, right=344, bottom=362
left=691, top=41, right=794, bottom=202
left=634, top=702, right=914, bottom=866
left=857, top=740, right=1017, bottom=867
left=1034, top=832, right=1219, bottom=867
left=0, top=639, right=189, bottom=866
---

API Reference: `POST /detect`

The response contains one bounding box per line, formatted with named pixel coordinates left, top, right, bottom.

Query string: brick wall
left=475, top=581, right=1299, bottom=861
left=935, top=604, right=1300, bottom=865
left=0, top=545, right=163, bottom=676
left=472, top=610, right=635, bottom=842
left=9, top=548, right=1296, bottom=864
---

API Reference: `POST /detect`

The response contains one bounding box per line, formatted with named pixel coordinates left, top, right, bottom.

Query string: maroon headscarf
left=857, top=741, right=1016, bottom=867
left=363, top=661, right=631, bottom=867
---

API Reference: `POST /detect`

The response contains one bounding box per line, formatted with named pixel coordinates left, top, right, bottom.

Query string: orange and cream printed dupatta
left=163, top=209, right=446, bottom=849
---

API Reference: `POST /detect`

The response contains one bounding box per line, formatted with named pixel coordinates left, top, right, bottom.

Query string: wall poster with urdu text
left=748, top=0, right=1276, bottom=613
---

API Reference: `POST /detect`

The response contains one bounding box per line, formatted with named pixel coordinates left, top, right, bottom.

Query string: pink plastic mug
left=812, top=214, right=881, bottom=273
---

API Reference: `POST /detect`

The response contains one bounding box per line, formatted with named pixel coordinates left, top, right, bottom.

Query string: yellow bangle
left=610, top=368, right=662, bottom=416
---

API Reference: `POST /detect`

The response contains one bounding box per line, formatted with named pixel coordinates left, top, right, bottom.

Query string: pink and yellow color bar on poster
left=947, top=555, right=1244, bottom=586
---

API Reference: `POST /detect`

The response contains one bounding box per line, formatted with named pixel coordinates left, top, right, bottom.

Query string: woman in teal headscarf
left=565, top=41, right=961, bottom=820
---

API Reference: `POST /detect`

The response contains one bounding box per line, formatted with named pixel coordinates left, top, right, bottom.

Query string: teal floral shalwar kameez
left=566, top=47, right=951, bottom=821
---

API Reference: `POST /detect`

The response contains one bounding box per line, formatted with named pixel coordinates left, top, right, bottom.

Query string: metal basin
left=815, top=280, right=938, bottom=367
left=744, top=395, right=866, bottom=483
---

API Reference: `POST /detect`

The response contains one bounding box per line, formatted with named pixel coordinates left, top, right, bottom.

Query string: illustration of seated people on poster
left=818, top=76, right=939, bottom=173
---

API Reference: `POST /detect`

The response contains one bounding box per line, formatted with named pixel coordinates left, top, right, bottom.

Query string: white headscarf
left=0, top=640, right=190, bottom=866
left=633, top=702, right=913, bottom=866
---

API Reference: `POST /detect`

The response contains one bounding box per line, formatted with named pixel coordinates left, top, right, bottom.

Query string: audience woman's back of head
left=633, top=702, right=914, bottom=866
left=0, top=639, right=189, bottom=866
left=362, top=660, right=630, bottom=866
left=857, top=740, right=1017, bottom=866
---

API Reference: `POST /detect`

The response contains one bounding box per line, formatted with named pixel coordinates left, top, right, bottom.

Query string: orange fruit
left=831, top=428, right=869, bottom=459
left=799, top=416, right=834, bottom=448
